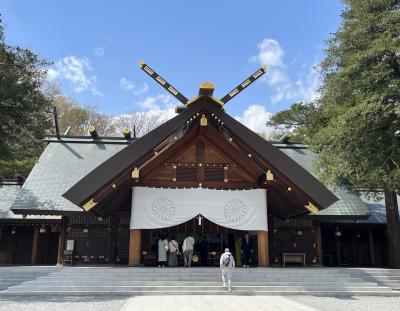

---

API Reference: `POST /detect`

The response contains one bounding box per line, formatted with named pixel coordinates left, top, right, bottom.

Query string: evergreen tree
left=0, top=17, right=53, bottom=178
left=270, top=1, right=400, bottom=267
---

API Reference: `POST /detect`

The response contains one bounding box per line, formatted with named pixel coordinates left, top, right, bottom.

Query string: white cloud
left=120, top=78, right=149, bottom=96
left=136, top=94, right=177, bottom=118
left=254, top=38, right=285, bottom=68
left=94, top=47, right=105, bottom=57
left=251, top=38, right=321, bottom=104
left=235, top=104, right=274, bottom=135
left=48, top=56, right=102, bottom=96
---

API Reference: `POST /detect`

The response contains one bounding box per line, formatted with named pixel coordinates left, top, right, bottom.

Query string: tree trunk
left=384, top=188, right=400, bottom=268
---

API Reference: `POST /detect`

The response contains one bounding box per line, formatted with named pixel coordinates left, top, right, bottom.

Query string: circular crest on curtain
left=152, top=197, right=175, bottom=220
left=224, top=199, right=247, bottom=222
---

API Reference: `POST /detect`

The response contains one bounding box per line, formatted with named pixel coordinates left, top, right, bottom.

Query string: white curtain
left=130, top=187, right=268, bottom=231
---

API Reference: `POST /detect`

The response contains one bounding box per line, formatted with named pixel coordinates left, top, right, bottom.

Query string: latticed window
left=176, top=167, right=197, bottom=181
left=204, top=167, right=224, bottom=182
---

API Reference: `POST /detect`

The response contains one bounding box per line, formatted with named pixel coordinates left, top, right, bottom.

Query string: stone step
left=6, top=285, right=392, bottom=292
left=52, top=269, right=353, bottom=277
left=32, top=278, right=367, bottom=283
left=21, top=280, right=379, bottom=286
left=1, top=267, right=399, bottom=297
left=37, top=271, right=354, bottom=281
left=3, top=288, right=396, bottom=297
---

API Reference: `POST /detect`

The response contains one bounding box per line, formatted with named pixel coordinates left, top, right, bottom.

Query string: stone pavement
left=1, top=295, right=400, bottom=311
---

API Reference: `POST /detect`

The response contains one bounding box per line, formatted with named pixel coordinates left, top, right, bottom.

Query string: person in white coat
left=219, top=248, right=235, bottom=292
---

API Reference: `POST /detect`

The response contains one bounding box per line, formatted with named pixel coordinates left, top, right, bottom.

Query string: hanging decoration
left=130, top=187, right=268, bottom=231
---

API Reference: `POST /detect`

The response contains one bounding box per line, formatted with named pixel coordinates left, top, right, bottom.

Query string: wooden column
left=9, top=228, right=16, bottom=264
left=109, top=215, right=118, bottom=263
left=368, top=228, right=376, bottom=267
left=335, top=228, right=341, bottom=266
left=257, top=230, right=269, bottom=267
left=315, top=222, right=323, bottom=266
left=31, top=227, right=39, bottom=265
left=129, top=229, right=141, bottom=266
left=57, top=216, right=68, bottom=265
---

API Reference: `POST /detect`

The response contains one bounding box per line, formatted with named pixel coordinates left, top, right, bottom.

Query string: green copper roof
left=278, top=146, right=370, bottom=219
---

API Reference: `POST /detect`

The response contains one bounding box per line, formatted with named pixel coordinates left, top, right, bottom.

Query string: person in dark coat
left=199, top=236, right=209, bottom=266
left=241, top=233, right=253, bottom=267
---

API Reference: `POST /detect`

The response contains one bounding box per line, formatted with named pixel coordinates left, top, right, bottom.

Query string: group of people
left=157, top=234, right=201, bottom=267
left=156, top=233, right=254, bottom=268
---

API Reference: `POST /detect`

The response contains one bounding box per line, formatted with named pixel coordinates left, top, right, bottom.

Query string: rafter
left=220, top=66, right=267, bottom=105
left=139, top=61, right=189, bottom=105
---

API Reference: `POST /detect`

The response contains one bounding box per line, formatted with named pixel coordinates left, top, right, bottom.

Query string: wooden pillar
left=129, top=229, right=141, bottom=266
left=109, top=215, right=118, bottom=263
left=9, top=228, right=16, bottom=264
left=57, top=216, right=68, bottom=265
left=31, top=227, right=39, bottom=265
left=368, top=228, right=376, bottom=267
left=257, top=230, right=269, bottom=267
left=335, top=228, right=341, bottom=266
left=315, top=222, right=323, bottom=266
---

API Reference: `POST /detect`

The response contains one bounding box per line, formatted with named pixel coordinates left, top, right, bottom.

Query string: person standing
left=157, top=234, right=168, bottom=267
left=182, top=235, right=195, bottom=267
left=234, top=235, right=242, bottom=268
left=241, top=233, right=253, bottom=267
left=220, top=248, right=235, bottom=292
left=199, top=236, right=209, bottom=266
left=168, top=235, right=179, bottom=267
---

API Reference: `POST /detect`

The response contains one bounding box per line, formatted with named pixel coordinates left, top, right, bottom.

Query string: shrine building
left=0, top=63, right=393, bottom=267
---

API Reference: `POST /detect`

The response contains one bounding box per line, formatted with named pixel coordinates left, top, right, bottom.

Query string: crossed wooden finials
left=138, top=60, right=267, bottom=107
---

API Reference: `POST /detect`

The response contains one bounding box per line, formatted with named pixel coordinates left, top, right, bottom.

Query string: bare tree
left=113, top=111, right=171, bottom=137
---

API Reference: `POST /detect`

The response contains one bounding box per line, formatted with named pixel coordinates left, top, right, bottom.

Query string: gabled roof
left=5, top=134, right=377, bottom=221
left=10, top=142, right=126, bottom=215
left=63, top=96, right=338, bottom=215
left=279, top=147, right=370, bottom=220
left=0, top=183, right=21, bottom=219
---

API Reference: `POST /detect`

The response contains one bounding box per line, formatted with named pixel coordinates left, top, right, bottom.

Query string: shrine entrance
left=140, top=217, right=258, bottom=267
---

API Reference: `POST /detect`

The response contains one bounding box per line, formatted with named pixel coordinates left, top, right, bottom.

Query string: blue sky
left=1, top=0, right=342, bottom=133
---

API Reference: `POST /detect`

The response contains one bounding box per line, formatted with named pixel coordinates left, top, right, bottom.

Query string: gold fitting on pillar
left=305, top=202, right=319, bottom=214
left=82, top=198, right=97, bottom=212
left=132, top=167, right=140, bottom=179
left=266, top=170, right=274, bottom=181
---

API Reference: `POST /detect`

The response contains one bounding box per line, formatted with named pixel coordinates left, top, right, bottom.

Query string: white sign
left=66, top=239, right=74, bottom=251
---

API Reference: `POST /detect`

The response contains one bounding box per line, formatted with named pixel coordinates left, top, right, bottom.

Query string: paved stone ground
left=1, top=295, right=400, bottom=311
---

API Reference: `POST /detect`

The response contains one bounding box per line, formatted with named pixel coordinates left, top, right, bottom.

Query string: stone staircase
left=0, top=266, right=399, bottom=296
left=347, top=268, right=400, bottom=291
left=0, top=266, right=61, bottom=291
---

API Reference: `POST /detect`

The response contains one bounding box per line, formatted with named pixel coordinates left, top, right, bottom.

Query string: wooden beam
left=196, top=140, right=205, bottom=183
left=57, top=216, right=68, bottom=265
left=142, top=180, right=258, bottom=189
left=85, top=127, right=193, bottom=208
left=204, top=126, right=261, bottom=178
left=139, top=124, right=200, bottom=178
left=129, top=229, right=141, bottom=266
left=31, top=226, right=39, bottom=265
left=258, top=230, right=269, bottom=267
left=222, top=127, right=322, bottom=211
